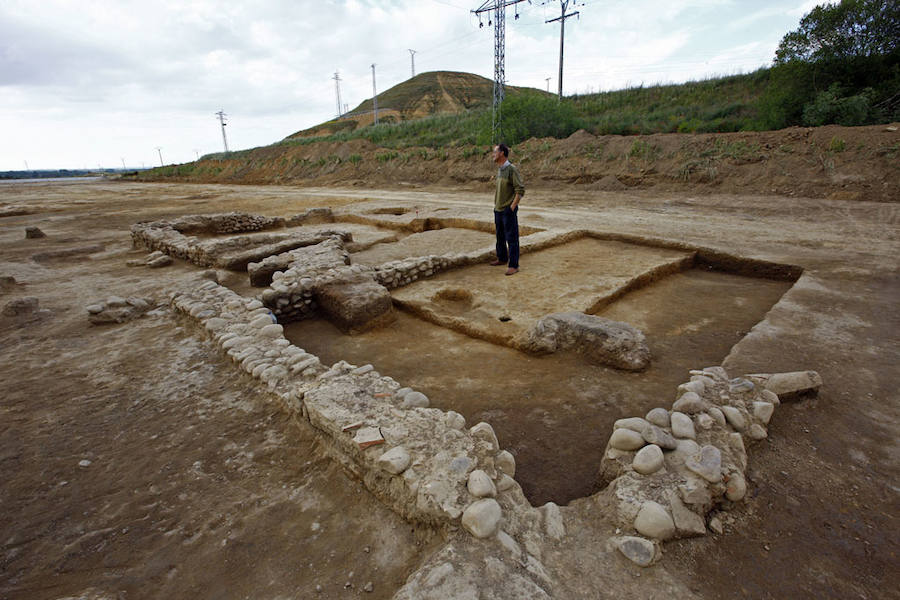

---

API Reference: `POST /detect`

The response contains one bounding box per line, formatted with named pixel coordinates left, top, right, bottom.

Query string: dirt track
left=1, top=178, right=898, bottom=599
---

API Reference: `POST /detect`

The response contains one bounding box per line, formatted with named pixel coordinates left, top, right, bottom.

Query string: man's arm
left=511, top=166, right=525, bottom=210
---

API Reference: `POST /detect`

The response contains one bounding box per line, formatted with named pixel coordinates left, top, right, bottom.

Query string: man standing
left=490, top=143, right=525, bottom=276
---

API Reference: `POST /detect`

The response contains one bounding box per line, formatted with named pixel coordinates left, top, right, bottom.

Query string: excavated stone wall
left=169, top=279, right=543, bottom=536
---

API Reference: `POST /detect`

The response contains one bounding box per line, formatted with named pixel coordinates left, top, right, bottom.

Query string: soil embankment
left=137, top=123, right=900, bottom=202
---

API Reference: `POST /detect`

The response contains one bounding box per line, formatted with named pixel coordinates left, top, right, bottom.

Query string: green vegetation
left=761, top=0, right=899, bottom=128
left=144, top=2, right=896, bottom=183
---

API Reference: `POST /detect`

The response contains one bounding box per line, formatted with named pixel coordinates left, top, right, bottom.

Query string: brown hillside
left=137, top=124, right=900, bottom=203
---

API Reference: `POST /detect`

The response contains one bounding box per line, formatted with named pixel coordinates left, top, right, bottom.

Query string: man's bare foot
left=505, top=267, right=519, bottom=276
left=490, top=260, right=505, bottom=266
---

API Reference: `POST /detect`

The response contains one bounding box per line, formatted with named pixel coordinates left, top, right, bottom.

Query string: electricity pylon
left=215, top=110, right=229, bottom=153
left=473, top=0, right=528, bottom=144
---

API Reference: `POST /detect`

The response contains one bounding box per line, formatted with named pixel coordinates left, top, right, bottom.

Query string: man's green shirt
left=494, top=162, right=525, bottom=211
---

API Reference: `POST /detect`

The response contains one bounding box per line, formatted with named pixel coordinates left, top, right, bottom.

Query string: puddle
left=284, top=268, right=793, bottom=506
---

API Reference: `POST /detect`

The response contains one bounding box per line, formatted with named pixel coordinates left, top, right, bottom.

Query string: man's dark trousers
left=494, top=206, right=519, bottom=269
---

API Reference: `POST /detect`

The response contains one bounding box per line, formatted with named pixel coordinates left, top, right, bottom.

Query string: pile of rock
left=170, top=282, right=324, bottom=399
left=260, top=238, right=394, bottom=333
left=248, top=234, right=350, bottom=287
left=131, top=212, right=353, bottom=271
left=372, top=255, right=457, bottom=289
left=25, top=226, right=46, bottom=239
left=169, top=278, right=552, bottom=548
left=86, top=296, right=154, bottom=324
left=523, top=312, right=651, bottom=371
left=597, top=365, right=821, bottom=565
left=3, top=296, right=51, bottom=320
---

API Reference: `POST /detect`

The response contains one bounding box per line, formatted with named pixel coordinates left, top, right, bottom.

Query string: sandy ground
left=1, top=179, right=898, bottom=599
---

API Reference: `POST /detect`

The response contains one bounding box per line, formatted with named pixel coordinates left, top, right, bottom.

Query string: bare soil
left=1, top=176, right=898, bottom=599
left=138, top=123, right=900, bottom=203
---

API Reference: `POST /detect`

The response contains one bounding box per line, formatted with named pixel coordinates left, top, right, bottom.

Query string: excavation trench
left=283, top=258, right=795, bottom=506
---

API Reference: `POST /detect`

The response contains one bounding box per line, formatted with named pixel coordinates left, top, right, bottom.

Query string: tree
left=760, top=0, right=899, bottom=129
left=775, top=0, right=899, bottom=64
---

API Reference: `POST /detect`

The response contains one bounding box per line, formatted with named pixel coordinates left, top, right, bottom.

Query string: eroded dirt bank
left=0, top=180, right=897, bottom=599
left=135, top=123, right=900, bottom=203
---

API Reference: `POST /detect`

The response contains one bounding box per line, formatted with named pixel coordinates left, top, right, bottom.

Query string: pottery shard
left=685, top=445, right=722, bottom=483
left=634, top=501, right=676, bottom=541
left=609, top=428, right=646, bottom=451
left=461, top=499, right=502, bottom=539
left=641, top=425, right=677, bottom=450
left=467, top=469, right=497, bottom=498
left=377, top=446, right=411, bottom=475
left=523, top=312, right=651, bottom=371
left=615, top=536, right=656, bottom=567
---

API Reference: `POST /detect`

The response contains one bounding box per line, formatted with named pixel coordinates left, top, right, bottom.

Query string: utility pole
left=408, top=49, right=416, bottom=78
left=545, top=0, right=581, bottom=100
left=24, top=160, right=29, bottom=171
left=121, top=157, right=126, bottom=169
left=333, top=71, right=343, bottom=118
left=371, top=64, right=379, bottom=125
left=546, top=77, right=551, bottom=92
left=155, top=147, right=164, bottom=166
left=473, top=0, right=528, bottom=143
left=215, top=110, right=229, bottom=153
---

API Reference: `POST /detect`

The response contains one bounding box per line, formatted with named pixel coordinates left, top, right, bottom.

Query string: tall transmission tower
left=333, top=72, right=343, bottom=118
left=215, top=110, right=230, bottom=153
left=408, top=49, right=416, bottom=78
left=155, top=147, right=164, bottom=166
left=473, top=0, right=528, bottom=143
left=544, top=0, right=581, bottom=100
left=371, top=64, right=378, bottom=125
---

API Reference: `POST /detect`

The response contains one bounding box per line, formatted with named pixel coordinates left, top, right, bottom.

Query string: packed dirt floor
left=1, top=178, right=898, bottom=599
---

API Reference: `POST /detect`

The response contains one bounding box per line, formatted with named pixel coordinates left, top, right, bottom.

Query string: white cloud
left=0, top=0, right=808, bottom=170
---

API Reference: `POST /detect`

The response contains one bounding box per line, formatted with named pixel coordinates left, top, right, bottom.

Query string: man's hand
left=511, top=195, right=520, bottom=210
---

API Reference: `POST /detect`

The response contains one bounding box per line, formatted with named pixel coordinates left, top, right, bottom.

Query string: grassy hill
left=286, top=71, right=546, bottom=139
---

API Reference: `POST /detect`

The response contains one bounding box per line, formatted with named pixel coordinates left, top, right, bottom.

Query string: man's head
left=492, top=143, right=510, bottom=165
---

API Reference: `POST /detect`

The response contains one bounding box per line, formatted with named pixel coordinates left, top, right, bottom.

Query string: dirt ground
left=1, top=178, right=898, bottom=599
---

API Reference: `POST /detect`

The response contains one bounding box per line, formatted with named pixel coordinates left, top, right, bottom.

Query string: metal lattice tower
left=473, top=0, right=528, bottom=143
left=215, top=110, right=229, bottom=153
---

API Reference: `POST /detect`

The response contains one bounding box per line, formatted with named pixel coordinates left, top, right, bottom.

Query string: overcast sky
left=0, top=0, right=820, bottom=171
